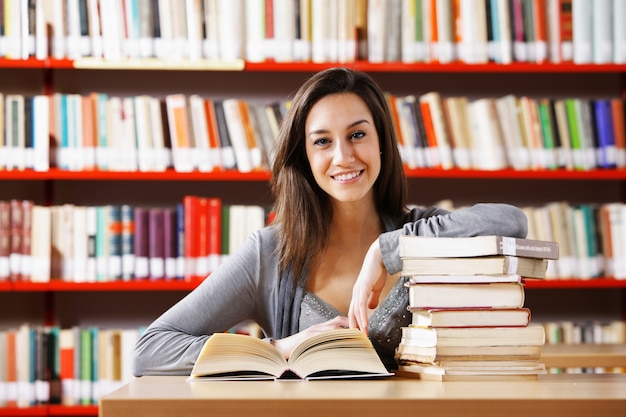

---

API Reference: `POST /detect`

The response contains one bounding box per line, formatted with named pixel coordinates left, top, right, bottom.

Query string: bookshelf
left=1, top=0, right=626, bottom=415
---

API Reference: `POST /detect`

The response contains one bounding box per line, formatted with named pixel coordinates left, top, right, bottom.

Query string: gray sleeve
left=379, top=203, right=528, bottom=275
left=132, top=230, right=278, bottom=376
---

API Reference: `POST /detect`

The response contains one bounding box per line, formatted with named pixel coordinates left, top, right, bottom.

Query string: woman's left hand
left=347, top=238, right=387, bottom=335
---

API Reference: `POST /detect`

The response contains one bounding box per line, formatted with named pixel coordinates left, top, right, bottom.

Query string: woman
left=133, top=68, right=527, bottom=375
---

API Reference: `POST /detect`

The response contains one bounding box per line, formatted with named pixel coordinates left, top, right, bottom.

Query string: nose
left=332, top=140, right=355, bottom=165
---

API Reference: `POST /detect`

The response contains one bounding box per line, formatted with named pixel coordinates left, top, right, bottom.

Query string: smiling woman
left=133, top=68, right=529, bottom=376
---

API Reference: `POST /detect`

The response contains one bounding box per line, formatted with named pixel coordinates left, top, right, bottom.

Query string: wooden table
left=99, top=374, right=626, bottom=417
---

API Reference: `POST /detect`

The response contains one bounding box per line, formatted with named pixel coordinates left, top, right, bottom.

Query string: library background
left=1, top=0, right=626, bottom=415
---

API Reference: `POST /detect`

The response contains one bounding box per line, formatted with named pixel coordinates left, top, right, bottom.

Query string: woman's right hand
left=270, top=316, right=350, bottom=359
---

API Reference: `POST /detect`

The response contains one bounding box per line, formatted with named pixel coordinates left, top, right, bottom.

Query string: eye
left=313, top=137, right=331, bottom=146
left=351, top=131, right=366, bottom=140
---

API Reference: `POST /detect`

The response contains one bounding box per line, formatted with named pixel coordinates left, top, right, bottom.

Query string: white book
left=87, top=0, right=103, bottom=58
left=106, top=97, right=125, bottom=171
left=155, top=0, right=174, bottom=58
left=435, top=0, right=455, bottom=63
left=72, top=206, right=88, bottom=283
left=273, top=0, right=296, bottom=62
left=165, top=94, right=194, bottom=172
left=218, top=0, right=245, bottom=60
left=592, top=0, right=613, bottom=64
left=572, top=0, right=592, bottom=64
left=496, top=0, right=512, bottom=64
left=202, top=0, right=220, bottom=59
left=126, top=0, right=143, bottom=58
left=134, top=96, right=154, bottom=172
left=185, top=0, right=204, bottom=60
left=46, top=0, right=66, bottom=59
left=494, top=95, right=530, bottom=171
left=34, top=0, right=48, bottom=59
left=245, top=0, right=266, bottom=62
left=169, top=0, right=187, bottom=60
left=366, top=0, right=386, bottom=62
left=66, top=0, right=82, bottom=59
left=148, top=97, right=170, bottom=171
left=100, top=0, right=123, bottom=60
left=467, top=98, right=508, bottom=170
left=189, top=94, right=213, bottom=172
left=120, top=97, right=139, bottom=171
left=32, top=95, right=49, bottom=172
left=222, top=99, right=253, bottom=173
left=614, top=0, right=626, bottom=64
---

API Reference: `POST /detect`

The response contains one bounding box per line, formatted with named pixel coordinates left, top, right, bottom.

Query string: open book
left=188, top=328, right=392, bottom=381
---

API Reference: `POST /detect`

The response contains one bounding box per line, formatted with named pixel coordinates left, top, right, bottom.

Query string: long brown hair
left=270, top=68, right=407, bottom=278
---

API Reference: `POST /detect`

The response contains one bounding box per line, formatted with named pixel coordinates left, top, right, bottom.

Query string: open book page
left=188, top=328, right=392, bottom=381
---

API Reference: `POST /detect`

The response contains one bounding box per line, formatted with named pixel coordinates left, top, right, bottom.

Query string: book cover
left=410, top=307, right=532, bottom=328
left=407, top=282, right=526, bottom=309
left=189, top=328, right=391, bottom=381
left=401, top=255, right=549, bottom=279
left=398, top=235, right=559, bottom=259
left=399, top=324, right=545, bottom=348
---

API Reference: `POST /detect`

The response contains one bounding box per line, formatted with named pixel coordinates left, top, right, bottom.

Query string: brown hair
left=270, top=67, right=407, bottom=278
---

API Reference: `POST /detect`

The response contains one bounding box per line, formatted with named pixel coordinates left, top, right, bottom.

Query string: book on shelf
left=398, top=235, right=559, bottom=260
left=401, top=255, right=549, bottom=279
left=188, top=329, right=392, bottom=381
left=395, top=343, right=543, bottom=364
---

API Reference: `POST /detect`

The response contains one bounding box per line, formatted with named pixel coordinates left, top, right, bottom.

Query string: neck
left=328, top=200, right=382, bottom=248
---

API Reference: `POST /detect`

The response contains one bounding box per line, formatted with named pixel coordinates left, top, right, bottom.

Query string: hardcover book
left=189, top=329, right=392, bottom=381
left=398, top=235, right=559, bottom=260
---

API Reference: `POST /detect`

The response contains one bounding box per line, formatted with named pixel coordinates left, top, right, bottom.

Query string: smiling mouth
left=332, top=171, right=363, bottom=181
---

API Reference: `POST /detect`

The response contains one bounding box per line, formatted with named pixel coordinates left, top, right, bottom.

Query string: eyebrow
left=307, top=119, right=371, bottom=137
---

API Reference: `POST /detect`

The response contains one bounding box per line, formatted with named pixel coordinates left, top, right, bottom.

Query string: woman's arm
left=132, top=231, right=272, bottom=376
left=348, top=203, right=528, bottom=332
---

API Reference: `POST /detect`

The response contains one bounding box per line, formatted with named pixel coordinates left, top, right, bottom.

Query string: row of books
left=395, top=234, right=557, bottom=381
left=0, top=324, right=140, bottom=408
left=0, top=319, right=263, bottom=408
left=542, top=319, right=626, bottom=374
left=0, top=197, right=271, bottom=284
left=1, top=1, right=625, bottom=65
left=2, top=91, right=626, bottom=173
left=0, top=92, right=286, bottom=173
left=389, top=93, right=626, bottom=172
left=521, top=201, right=626, bottom=280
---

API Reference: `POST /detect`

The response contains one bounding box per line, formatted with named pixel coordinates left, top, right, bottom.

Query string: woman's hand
left=270, top=316, right=349, bottom=359
left=347, top=238, right=387, bottom=335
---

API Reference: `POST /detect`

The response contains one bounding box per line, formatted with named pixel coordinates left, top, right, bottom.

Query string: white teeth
left=334, top=171, right=360, bottom=181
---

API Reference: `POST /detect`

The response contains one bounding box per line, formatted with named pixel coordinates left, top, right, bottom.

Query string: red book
left=206, top=197, right=222, bottom=274
left=559, top=0, right=573, bottom=62
left=196, top=198, right=209, bottom=278
left=20, top=200, right=33, bottom=282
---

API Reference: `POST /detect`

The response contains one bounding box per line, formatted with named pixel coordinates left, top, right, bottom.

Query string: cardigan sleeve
left=379, top=203, right=528, bottom=275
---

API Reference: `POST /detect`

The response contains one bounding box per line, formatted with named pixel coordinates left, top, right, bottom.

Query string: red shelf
left=525, top=278, right=626, bottom=289
left=1, top=58, right=625, bottom=74
left=0, top=407, right=47, bottom=416
left=244, top=61, right=626, bottom=73
left=0, top=168, right=271, bottom=181
left=2, top=278, right=625, bottom=292
left=9, top=279, right=203, bottom=292
left=47, top=405, right=98, bottom=416
left=2, top=167, right=626, bottom=181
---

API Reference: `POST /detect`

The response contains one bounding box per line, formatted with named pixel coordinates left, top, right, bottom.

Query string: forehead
left=306, top=92, right=372, bottom=127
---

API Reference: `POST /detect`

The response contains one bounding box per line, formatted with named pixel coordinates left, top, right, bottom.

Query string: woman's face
left=304, top=92, right=381, bottom=206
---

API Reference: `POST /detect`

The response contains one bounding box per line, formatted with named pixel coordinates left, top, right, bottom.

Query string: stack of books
left=395, top=235, right=560, bottom=381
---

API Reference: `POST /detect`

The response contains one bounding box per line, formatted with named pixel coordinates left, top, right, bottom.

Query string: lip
left=331, top=170, right=364, bottom=182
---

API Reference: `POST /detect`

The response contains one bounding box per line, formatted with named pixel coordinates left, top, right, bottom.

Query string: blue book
left=593, top=99, right=617, bottom=168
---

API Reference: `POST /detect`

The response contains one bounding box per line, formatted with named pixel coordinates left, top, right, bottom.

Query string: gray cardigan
left=133, top=203, right=527, bottom=376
